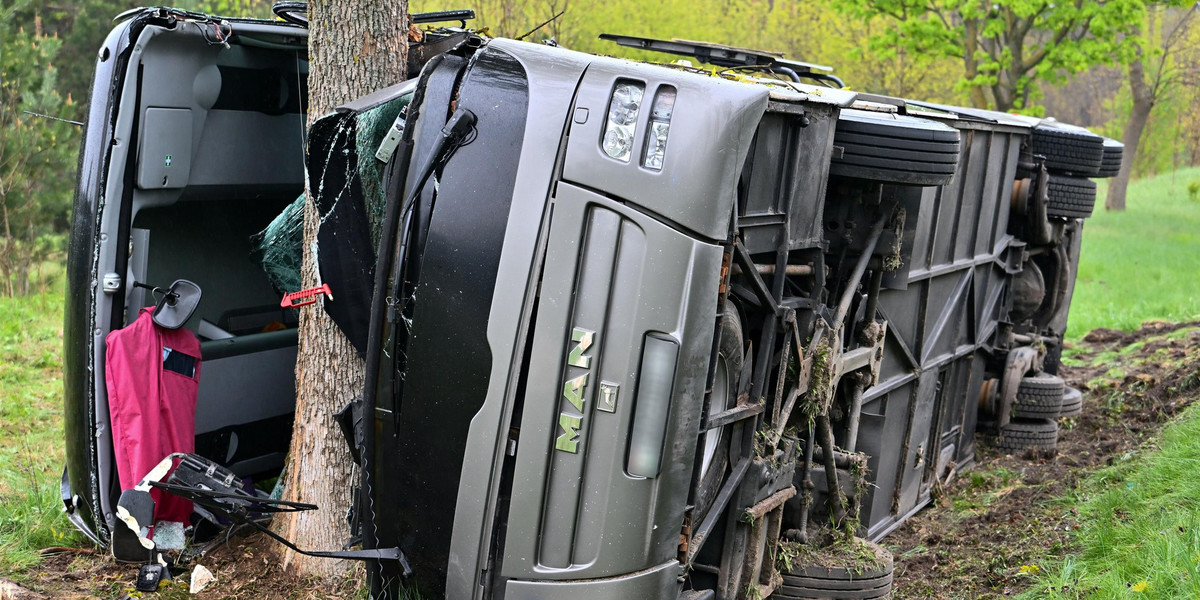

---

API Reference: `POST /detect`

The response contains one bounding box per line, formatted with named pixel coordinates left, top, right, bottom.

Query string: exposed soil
left=12, top=533, right=363, bottom=599
left=888, top=321, right=1200, bottom=599
left=13, top=321, right=1200, bottom=599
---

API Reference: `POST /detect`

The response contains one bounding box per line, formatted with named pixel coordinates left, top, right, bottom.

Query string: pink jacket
left=105, top=308, right=200, bottom=525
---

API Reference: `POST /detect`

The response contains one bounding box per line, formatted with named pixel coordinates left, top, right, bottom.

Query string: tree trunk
left=962, top=19, right=990, bottom=109
left=271, top=0, right=408, bottom=580
left=1107, top=58, right=1154, bottom=212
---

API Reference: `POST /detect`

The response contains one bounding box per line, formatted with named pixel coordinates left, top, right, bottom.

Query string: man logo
left=555, top=327, right=594, bottom=453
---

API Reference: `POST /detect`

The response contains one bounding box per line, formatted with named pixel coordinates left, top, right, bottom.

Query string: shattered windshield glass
left=251, top=94, right=411, bottom=352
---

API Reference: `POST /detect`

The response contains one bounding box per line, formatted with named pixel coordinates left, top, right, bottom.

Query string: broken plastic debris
left=375, top=111, right=407, bottom=163
left=115, top=498, right=154, bottom=549
left=190, top=564, right=215, bottom=594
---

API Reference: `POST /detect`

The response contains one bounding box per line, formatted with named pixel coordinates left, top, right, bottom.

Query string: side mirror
left=152, top=279, right=202, bottom=330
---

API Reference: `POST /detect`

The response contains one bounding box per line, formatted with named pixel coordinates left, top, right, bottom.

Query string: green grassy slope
left=0, top=281, right=81, bottom=570
left=1022, top=401, right=1200, bottom=599
left=1067, top=169, right=1200, bottom=338
left=1023, top=169, right=1200, bottom=598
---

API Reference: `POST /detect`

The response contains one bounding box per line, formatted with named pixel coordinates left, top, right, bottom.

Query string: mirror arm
left=132, top=280, right=177, bottom=302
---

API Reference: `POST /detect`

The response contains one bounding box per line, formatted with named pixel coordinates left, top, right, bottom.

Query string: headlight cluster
left=602, top=82, right=643, bottom=162
left=601, top=81, right=677, bottom=171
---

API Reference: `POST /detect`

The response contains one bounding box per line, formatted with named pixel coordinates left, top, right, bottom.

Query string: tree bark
left=271, top=0, right=408, bottom=580
left=962, top=18, right=990, bottom=109
left=1107, top=57, right=1154, bottom=212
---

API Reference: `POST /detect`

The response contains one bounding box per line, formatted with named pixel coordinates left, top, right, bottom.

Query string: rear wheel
left=1012, top=373, right=1066, bottom=419
left=774, top=538, right=894, bottom=600
left=1059, top=386, right=1083, bottom=418
left=1046, top=174, right=1097, bottom=219
left=830, top=109, right=961, bottom=186
left=1031, top=126, right=1104, bottom=176
left=1096, top=137, right=1124, bottom=178
left=695, top=301, right=743, bottom=518
left=997, top=418, right=1059, bottom=453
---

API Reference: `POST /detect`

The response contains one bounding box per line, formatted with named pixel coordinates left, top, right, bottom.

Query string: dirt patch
left=888, top=321, right=1200, bottom=599
left=16, top=533, right=362, bottom=599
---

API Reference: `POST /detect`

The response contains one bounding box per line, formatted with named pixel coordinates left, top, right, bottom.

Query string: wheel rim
left=700, top=350, right=731, bottom=478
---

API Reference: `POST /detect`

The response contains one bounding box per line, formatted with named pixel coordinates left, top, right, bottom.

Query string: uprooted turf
left=889, top=321, right=1200, bottom=599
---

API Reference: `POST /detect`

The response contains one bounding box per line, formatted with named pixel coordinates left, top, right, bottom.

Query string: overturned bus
left=62, top=7, right=1118, bottom=599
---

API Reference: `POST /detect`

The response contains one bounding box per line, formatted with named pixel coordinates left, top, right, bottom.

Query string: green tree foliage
left=411, top=0, right=965, bottom=103
left=1103, top=2, right=1198, bottom=210
left=0, top=0, right=1191, bottom=298
left=835, top=0, right=1146, bottom=112
left=17, top=0, right=139, bottom=119
left=23, top=0, right=271, bottom=119
left=175, top=0, right=275, bottom=19
left=0, top=0, right=75, bottom=295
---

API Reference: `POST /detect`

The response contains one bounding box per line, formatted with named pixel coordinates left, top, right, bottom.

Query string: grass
left=0, top=266, right=381, bottom=597
left=949, top=467, right=1024, bottom=515
left=1067, top=169, right=1200, bottom=338
left=1021, top=401, right=1200, bottom=599
left=0, top=270, right=82, bottom=572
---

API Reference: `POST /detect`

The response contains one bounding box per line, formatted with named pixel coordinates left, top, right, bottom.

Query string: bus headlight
left=602, top=81, right=644, bottom=162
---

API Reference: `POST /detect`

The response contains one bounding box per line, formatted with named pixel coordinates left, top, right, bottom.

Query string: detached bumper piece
left=159, top=454, right=411, bottom=573
left=117, top=453, right=412, bottom=582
